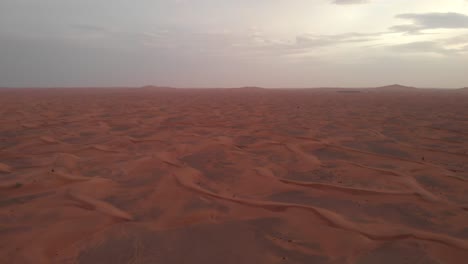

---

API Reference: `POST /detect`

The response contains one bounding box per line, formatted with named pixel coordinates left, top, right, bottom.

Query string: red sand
left=1, top=87, right=467, bottom=263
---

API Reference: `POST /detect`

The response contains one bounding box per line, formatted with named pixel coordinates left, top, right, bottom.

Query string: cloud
left=295, top=32, right=380, bottom=48
left=391, top=12, right=468, bottom=34
left=71, top=24, right=111, bottom=33
left=138, top=26, right=382, bottom=58
left=67, top=24, right=117, bottom=42
left=386, top=30, right=468, bottom=56
left=444, top=34, right=468, bottom=45
left=238, top=31, right=382, bottom=57
left=390, top=41, right=448, bottom=54
left=462, top=44, right=468, bottom=52
left=332, top=0, right=369, bottom=5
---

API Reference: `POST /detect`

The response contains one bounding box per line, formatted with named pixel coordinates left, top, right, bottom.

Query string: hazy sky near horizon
left=1, top=0, right=468, bottom=88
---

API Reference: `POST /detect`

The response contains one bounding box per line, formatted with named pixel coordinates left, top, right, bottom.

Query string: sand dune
left=1, top=87, right=468, bottom=263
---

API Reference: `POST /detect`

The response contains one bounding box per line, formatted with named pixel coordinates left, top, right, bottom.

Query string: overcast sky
left=1, top=0, right=468, bottom=88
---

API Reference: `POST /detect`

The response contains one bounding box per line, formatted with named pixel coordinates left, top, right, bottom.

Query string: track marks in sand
left=173, top=169, right=468, bottom=250
left=68, top=191, right=133, bottom=221
left=283, top=143, right=321, bottom=167
left=127, top=136, right=164, bottom=144
left=52, top=170, right=97, bottom=183
left=402, top=143, right=468, bottom=158
left=255, top=167, right=446, bottom=206
left=89, top=145, right=118, bottom=153
left=21, top=123, right=41, bottom=129
left=343, top=161, right=402, bottom=177
left=277, top=178, right=419, bottom=198
left=70, top=145, right=119, bottom=154
left=327, top=143, right=455, bottom=174
left=343, top=162, right=439, bottom=198
left=345, top=160, right=466, bottom=199
left=40, top=136, right=59, bottom=144
left=337, top=162, right=468, bottom=210
left=424, top=126, right=468, bottom=137
left=155, top=152, right=184, bottom=168
left=293, top=136, right=459, bottom=176
left=255, top=166, right=415, bottom=197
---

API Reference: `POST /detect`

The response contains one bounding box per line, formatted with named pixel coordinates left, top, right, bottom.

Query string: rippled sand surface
left=1, top=87, right=468, bottom=263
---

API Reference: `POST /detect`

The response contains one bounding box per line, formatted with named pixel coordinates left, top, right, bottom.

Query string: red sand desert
left=1, top=87, right=468, bottom=263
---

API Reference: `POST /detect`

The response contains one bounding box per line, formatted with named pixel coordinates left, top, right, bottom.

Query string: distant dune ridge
left=337, top=90, right=362, bottom=93
left=372, top=84, right=417, bottom=91
left=237, top=86, right=264, bottom=90
left=140, top=85, right=174, bottom=90
left=3, top=84, right=467, bottom=91
left=138, top=84, right=419, bottom=91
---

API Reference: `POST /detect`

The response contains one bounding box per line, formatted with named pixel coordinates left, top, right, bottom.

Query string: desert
left=1, top=87, right=467, bottom=263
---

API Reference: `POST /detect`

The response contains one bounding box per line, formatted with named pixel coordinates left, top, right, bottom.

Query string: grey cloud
left=444, top=34, right=468, bottom=45
left=142, top=28, right=237, bottom=53
left=390, top=24, right=422, bottom=35
left=332, top=0, right=369, bottom=5
left=392, top=12, right=468, bottom=34
left=462, top=44, right=468, bottom=52
left=297, top=32, right=380, bottom=47
left=387, top=31, right=468, bottom=56
left=139, top=28, right=382, bottom=57
left=0, top=32, right=248, bottom=87
left=389, top=41, right=455, bottom=55
left=71, top=24, right=111, bottom=33
left=245, top=32, right=382, bottom=56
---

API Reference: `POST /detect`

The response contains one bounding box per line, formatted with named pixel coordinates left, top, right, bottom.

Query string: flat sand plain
left=1, top=87, right=468, bottom=263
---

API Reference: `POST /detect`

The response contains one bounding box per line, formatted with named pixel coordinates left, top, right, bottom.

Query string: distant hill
left=455, top=87, right=468, bottom=93
left=140, top=85, right=174, bottom=90
left=373, top=84, right=417, bottom=91
left=236, top=86, right=264, bottom=90
left=337, top=90, right=362, bottom=94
